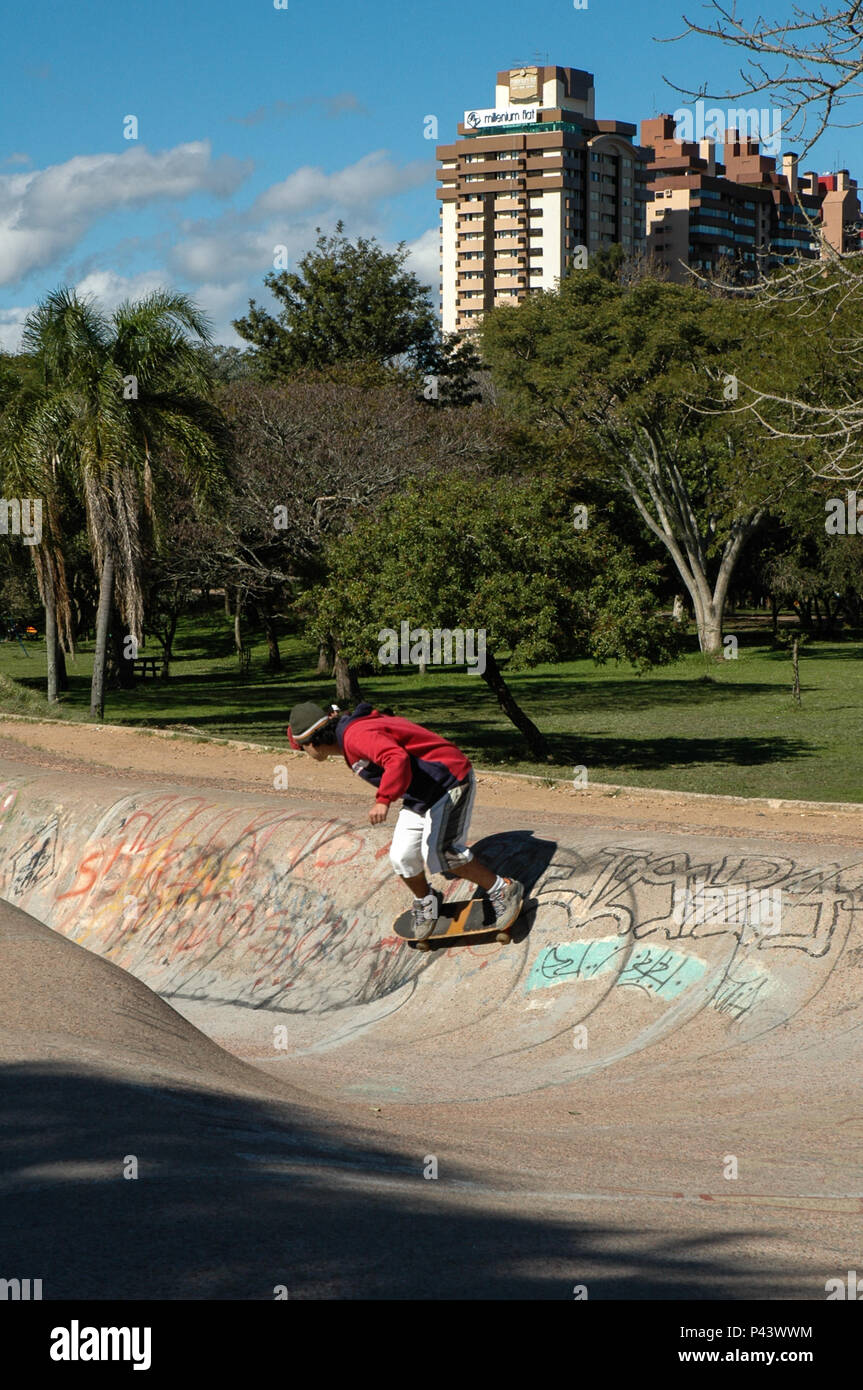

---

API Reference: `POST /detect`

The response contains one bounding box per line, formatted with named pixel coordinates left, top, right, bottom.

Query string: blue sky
left=1, top=0, right=858, bottom=349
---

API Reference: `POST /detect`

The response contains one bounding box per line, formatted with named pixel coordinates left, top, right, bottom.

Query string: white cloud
left=255, top=150, right=432, bottom=216
left=0, top=270, right=189, bottom=351
left=169, top=222, right=289, bottom=284
left=0, top=147, right=440, bottom=350
left=191, top=282, right=253, bottom=345
left=168, top=152, right=434, bottom=289
left=0, top=305, right=32, bottom=351
left=0, top=142, right=252, bottom=286
left=404, top=227, right=439, bottom=291
left=74, top=268, right=170, bottom=313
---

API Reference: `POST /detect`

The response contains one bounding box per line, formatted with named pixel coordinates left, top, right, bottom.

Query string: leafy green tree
left=315, top=473, right=680, bottom=759
left=481, top=271, right=802, bottom=656
left=234, top=223, right=438, bottom=378
left=20, top=288, right=225, bottom=717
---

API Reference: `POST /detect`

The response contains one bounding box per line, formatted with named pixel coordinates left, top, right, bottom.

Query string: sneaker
left=411, top=889, right=442, bottom=940
left=487, top=877, right=524, bottom=930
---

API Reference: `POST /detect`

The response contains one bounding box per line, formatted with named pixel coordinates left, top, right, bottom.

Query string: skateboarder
left=288, top=700, right=523, bottom=940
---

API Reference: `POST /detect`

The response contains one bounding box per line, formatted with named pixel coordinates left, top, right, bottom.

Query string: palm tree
left=21, top=289, right=225, bottom=717
left=0, top=360, right=73, bottom=702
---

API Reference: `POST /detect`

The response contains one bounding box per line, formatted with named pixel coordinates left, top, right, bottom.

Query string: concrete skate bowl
left=0, top=758, right=861, bottom=1105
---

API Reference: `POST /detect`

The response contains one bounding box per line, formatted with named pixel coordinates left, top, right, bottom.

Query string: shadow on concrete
left=0, top=1063, right=808, bottom=1301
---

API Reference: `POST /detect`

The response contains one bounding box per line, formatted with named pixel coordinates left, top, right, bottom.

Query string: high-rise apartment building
left=436, top=66, right=650, bottom=333
left=642, top=115, right=861, bottom=281
left=818, top=170, right=863, bottom=254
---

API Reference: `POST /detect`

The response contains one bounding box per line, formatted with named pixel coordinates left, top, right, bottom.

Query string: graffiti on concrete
left=526, top=938, right=708, bottom=1000
left=0, top=792, right=423, bottom=1015
left=10, top=815, right=57, bottom=893
left=523, top=845, right=862, bottom=1022
left=532, top=846, right=862, bottom=957
left=0, top=784, right=860, bottom=1054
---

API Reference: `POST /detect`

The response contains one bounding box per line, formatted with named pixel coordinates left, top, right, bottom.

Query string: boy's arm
left=344, top=726, right=412, bottom=805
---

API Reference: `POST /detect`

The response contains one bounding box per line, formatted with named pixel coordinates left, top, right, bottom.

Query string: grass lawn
left=1, top=607, right=861, bottom=803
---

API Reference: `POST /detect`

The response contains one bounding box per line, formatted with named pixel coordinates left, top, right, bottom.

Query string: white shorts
left=388, top=774, right=477, bottom=879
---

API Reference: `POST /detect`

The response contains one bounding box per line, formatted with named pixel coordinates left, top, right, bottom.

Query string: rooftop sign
left=464, top=105, right=539, bottom=130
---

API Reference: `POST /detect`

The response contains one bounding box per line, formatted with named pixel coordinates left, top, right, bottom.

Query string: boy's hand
left=369, top=802, right=389, bottom=826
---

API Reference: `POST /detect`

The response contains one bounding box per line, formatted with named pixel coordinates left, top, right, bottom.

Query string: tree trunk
left=791, top=635, right=801, bottom=704
left=771, top=593, right=779, bottom=638
left=316, top=639, right=334, bottom=676
left=110, top=611, right=136, bottom=690
left=90, top=553, right=114, bottom=720
left=161, top=612, right=178, bottom=677
left=234, top=590, right=243, bottom=655
left=55, top=644, right=68, bottom=692
left=699, top=612, right=724, bottom=657
left=481, top=649, right=549, bottom=759
left=45, top=583, right=58, bottom=704
left=691, top=588, right=724, bottom=657
left=224, top=586, right=232, bottom=618
left=333, top=642, right=362, bottom=702
left=261, top=600, right=281, bottom=672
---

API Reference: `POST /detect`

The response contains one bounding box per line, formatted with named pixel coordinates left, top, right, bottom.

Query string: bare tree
left=665, top=3, right=863, bottom=482
left=671, top=2, right=863, bottom=154
left=217, top=373, right=498, bottom=697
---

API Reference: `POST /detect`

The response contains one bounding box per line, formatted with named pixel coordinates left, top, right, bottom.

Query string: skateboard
left=393, top=890, right=522, bottom=951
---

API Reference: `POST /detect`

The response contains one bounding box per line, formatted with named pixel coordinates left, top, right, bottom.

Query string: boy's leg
left=391, top=807, right=442, bottom=941
left=425, top=775, right=523, bottom=924
left=451, top=857, right=495, bottom=891
left=402, top=870, right=431, bottom=897
left=423, top=775, right=494, bottom=887
left=389, top=808, right=432, bottom=898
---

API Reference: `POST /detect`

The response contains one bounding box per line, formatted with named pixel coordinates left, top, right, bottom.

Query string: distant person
left=287, top=700, right=523, bottom=940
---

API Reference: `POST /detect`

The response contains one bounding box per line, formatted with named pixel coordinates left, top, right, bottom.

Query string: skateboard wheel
left=414, top=939, right=432, bottom=952
left=495, top=930, right=511, bottom=944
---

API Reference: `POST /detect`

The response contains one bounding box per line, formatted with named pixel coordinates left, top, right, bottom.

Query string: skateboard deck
left=393, top=891, right=522, bottom=950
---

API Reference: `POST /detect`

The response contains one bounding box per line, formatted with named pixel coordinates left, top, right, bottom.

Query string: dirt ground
left=0, top=715, right=860, bottom=847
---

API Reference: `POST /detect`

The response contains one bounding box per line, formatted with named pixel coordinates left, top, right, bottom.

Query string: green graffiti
left=525, top=937, right=707, bottom=999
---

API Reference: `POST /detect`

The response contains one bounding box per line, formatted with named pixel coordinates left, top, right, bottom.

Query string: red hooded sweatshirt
left=336, top=703, right=471, bottom=813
